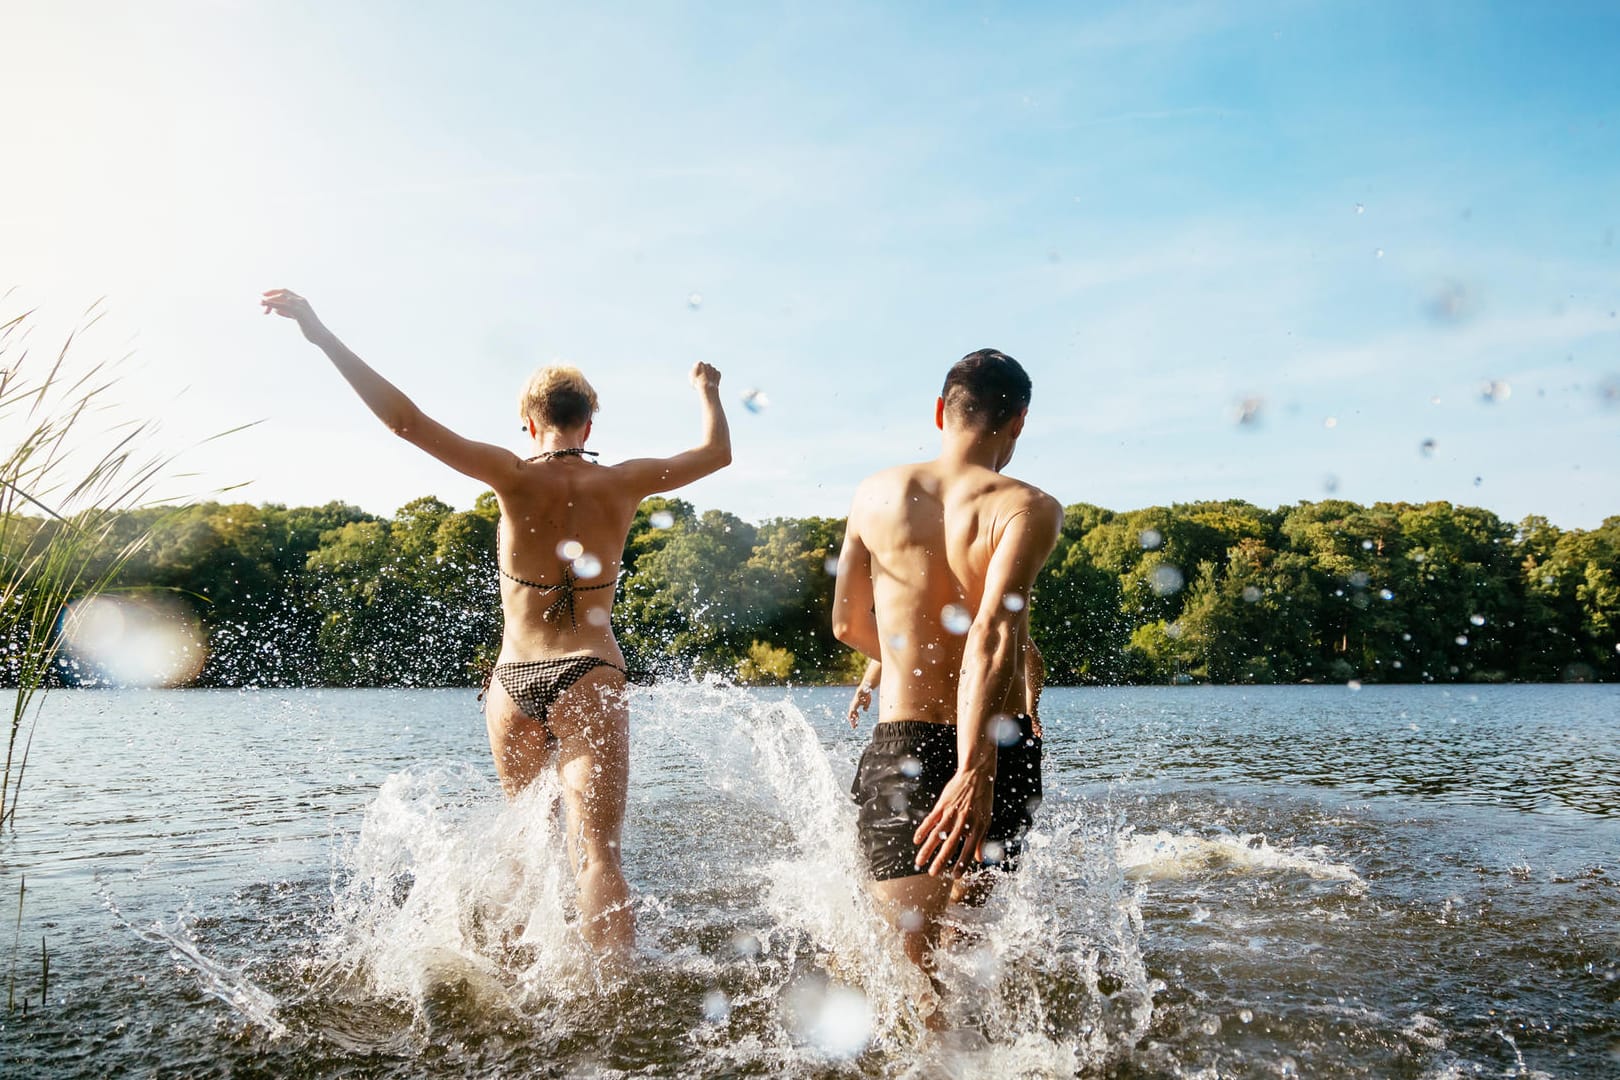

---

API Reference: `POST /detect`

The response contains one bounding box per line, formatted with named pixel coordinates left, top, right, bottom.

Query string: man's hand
left=846, top=683, right=873, bottom=728
left=689, top=361, right=722, bottom=396
left=260, top=289, right=328, bottom=343
left=912, top=765, right=994, bottom=877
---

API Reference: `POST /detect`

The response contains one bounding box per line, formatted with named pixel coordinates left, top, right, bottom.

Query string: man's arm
left=913, top=493, right=1062, bottom=876
left=1024, top=634, right=1046, bottom=738
left=262, top=290, right=521, bottom=487
left=831, top=509, right=883, bottom=660
left=847, top=658, right=881, bottom=728
left=611, top=363, right=732, bottom=496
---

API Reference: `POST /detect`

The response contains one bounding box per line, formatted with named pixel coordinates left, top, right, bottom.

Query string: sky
left=3, top=1, right=1617, bottom=528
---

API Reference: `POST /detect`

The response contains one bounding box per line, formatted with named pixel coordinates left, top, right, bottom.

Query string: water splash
left=100, top=883, right=288, bottom=1037
left=305, top=682, right=1157, bottom=1070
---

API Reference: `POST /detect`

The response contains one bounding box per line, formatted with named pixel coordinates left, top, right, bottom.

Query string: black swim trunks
left=850, top=716, right=1043, bottom=882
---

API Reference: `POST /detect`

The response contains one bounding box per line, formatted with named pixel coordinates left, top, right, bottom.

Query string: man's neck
left=938, top=429, right=1009, bottom=472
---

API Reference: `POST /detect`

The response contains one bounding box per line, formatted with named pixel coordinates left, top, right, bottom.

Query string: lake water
left=1, top=683, right=1616, bottom=1077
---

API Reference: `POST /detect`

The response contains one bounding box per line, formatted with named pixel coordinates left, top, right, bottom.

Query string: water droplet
left=1419, top=438, right=1437, bottom=457
left=1380, top=588, right=1395, bottom=601
left=585, top=607, right=610, bottom=627
left=980, top=839, right=1007, bottom=863
left=1375, top=248, right=1385, bottom=259
left=1233, top=396, right=1264, bottom=426
left=1322, top=474, right=1339, bottom=493
left=702, top=989, right=731, bottom=1023
left=1348, top=571, right=1370, bottom=588
left=1139, top=528, right=1163, bottom=551
left=897, top=907, right=924, bottom=932
left=1241, top=585, right=1262, bottom=603
left=940, top=604, right=972, bottom=635
left=741, top=388, right=769, bottom=413
left=1001, top=592, right=1026, bottom=612
left=899, top=756, right=923, bottom=779
left=649, top=510, right=675, bottom=529
left=1455, top=635, right=1469, bottom=646
left=1150, top=564, right=1184, bottom=597
left=1596, top=375, right=1620, bottom=406
left=992, top=715, right=1022, bottom=747
left=1354, top=202, right=1365, bottom=215
left=573, top=553, right=603, bottom=578
left=1469, top=614, right=1486, bottom=626
left=687, top=292, right=703, bottom=309
left=1347, top=680, right=1362, bottom=691
left=557, top=539, right=584, bottom=560
left=730, top=932, right=762, bottom=958
left=1479, top=379, right=1511, bottom=403
left=1239, top=1008, right=1255, bottom=1023
left=1473, top=476, right=1483, bottom=487
left=888, top=634, right=908, bottom=649
left=1323, top=416, right=1338, bottom=429
left=912, top=668, right=923, bottom=677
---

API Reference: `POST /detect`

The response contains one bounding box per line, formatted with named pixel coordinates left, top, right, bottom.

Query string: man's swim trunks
left=850, top=715, right=1043, bottom=882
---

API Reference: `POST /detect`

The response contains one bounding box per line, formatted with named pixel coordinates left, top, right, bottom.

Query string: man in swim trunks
left=832, top=348, right=1060, bottom=988
left=262, top=289, right=731, bottom=957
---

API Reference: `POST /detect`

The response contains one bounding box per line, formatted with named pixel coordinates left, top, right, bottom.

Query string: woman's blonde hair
left=519, top=365, right=599, bottom=430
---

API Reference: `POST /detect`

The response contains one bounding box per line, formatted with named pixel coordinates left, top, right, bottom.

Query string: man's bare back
left=842, top=460, right=1051, bottom=727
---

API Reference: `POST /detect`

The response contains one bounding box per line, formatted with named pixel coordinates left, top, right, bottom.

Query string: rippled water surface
left=1, top=683, right=1617, bottom=1077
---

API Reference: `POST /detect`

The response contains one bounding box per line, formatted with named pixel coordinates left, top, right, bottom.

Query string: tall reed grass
left=1, top=300, right=171, bottom=829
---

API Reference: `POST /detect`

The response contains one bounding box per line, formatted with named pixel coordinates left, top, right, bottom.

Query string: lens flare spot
left=992, top=715, right=1022, bottom=747
left=1150, top=564, right=1184, bottom=597
left=60, top=595, right=206, bottom=687
left=940, top=604, right=972, bottom=635
left=702, top=989, right=731, bottom=1024
left=785, top=978, right=872, bottom=1060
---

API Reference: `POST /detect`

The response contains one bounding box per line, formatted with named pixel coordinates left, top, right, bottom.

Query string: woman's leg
left=538, top=667, right=633, bottom=955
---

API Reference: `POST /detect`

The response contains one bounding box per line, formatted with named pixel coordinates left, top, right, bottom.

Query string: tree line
left=3, top=495, right=1616, bottom=687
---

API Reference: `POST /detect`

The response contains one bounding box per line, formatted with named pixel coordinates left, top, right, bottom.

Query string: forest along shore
left=3, top=495, right=1615, bottom=688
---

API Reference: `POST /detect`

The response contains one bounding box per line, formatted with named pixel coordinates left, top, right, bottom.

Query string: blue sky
left=4, top=1, right=1617, bottom=527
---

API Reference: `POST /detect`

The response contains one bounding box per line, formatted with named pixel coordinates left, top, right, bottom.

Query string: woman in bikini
left=262, top=289, right=731, bottom=956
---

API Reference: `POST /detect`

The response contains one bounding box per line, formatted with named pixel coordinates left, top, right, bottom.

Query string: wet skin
left=833, top=395, right=1060, bottom=998
left=262, top=288, right=731, bottom=955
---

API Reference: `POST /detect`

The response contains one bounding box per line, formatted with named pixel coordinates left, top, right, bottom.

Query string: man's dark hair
left=941, top=348, right=1032, bottom=431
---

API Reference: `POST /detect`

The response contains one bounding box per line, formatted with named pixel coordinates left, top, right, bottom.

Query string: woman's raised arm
left=612, top=362, right=732, bottom=496
left=261, top=289, right=521, bottom=488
